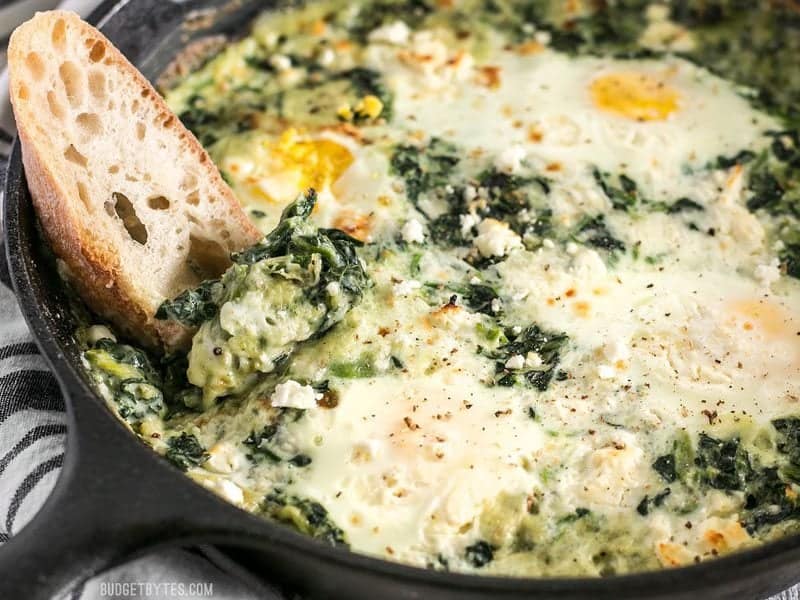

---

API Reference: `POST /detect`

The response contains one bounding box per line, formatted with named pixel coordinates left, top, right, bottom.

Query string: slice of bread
left=8, top=11, right=262, bottom=351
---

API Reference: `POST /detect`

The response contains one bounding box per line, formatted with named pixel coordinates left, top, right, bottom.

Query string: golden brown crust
left=8, top=11, right=261, bottom=351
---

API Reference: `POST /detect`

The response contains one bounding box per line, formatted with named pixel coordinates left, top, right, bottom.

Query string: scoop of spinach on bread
left=156, top=189, right=369, bottom=409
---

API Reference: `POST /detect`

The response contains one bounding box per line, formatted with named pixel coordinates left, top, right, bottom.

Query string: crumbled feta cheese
left=571, top=248, right=607, bottom=278
left=511, top=325, right=522, bottom=335
left=326, top=281, right=341, bottom=296
left=542, top=238, right=555, bottom=249
left=86, top=325, right=116, bottom=345
left=534, top=30, right=551, bottom=45
left=400, top=31, right=454, bottom=85
left=219, top=480, right=244, bottom=504
left=271, top=380, right=321, bottom=409
left=640, top=19, right=695, bottom=52
left=566, top=242, right=579, bottom=255
left=369, top=21, right=411, bottom=45
left=645, top=3, right=670, bottom=21
left=603, top=339, right=631, bottom=364
left=352, top=439, right=382, bottom=462
left=469, top=276, right=482, bottom=285
left=597, top=364, right=616, bottom=380
left=460, top=213, right=479, bottom=236
left=579, top=434, right=644, bottom=505
left=505, top=354, right=525, bottom=370
left=393, top=279, right=422, bottom=297
left=494, top=145, right=527, bottom=175
left=491, top=297, right=503, bottom=313
left=474, top=218, right=522, bottom=258
left=214, top=479, right=245, bottom=505
left=401, top=218, right=426, bottom=244
left=463, top=185, right=478, bottom=202
left=525, top=352, right=543, bottom=368
left=754, top=258, right=781, bottom=289
left=318, top=48, right=335, bottom=66
left=205, top=442, right=244, bottom=474
left=269, top=54, right=292, bottom=71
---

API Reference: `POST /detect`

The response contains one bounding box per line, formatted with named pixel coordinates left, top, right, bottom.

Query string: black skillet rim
left=4, top=0, right=800, bottom=595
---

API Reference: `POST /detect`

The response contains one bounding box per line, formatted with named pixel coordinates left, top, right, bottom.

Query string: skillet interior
left=4, top=0, right=800, bottom=597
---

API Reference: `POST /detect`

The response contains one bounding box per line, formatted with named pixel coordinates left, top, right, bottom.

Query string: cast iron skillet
left=2, top=0, right=800, bottom=597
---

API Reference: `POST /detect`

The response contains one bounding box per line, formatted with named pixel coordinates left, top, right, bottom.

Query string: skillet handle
left=0, top=385, right=267, bottom=600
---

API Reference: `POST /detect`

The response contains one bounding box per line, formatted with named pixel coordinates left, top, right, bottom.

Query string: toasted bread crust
left=8, top=11, right=261, bottom=351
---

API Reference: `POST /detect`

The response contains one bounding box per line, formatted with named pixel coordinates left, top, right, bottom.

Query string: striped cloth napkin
left=0, top=2, right=798, bottom=599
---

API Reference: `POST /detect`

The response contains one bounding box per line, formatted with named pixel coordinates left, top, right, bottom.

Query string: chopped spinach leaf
left=464, top=540, right=495, bottom=567
left=666, top=198, right=704, bottom=214
left=542, top=0, right=650, bottom=57
left=160, top=188, right=369, bottom=335
left=177, top=91, right=272, bottom=147
left=329, top=354, right=377, bottom=378
left=694, top=432, right=751, bottom=490
left=491, top=324, right=568, bottom=390
left=155, top=279, right=223, bottom=327
left=636, top=488, right=671, bottom=516
left=160, top=353, right=203, bottom=412
left=427, top=214, right=463, bottom=247
left=84, top=338, right=166, bottom=427
left=573, top=215, right=625, bottom=253
left=559, top=507, right=591, bottom=523
left=478, top=168, right=549, bottom=222
left=390, top=138, right=460, bottom=205
left=741, top=465, right=799, bottom=532
left=712, top=150, right=757, bottom=170
left=262, top=490, right=347, bottom=545
left=348, top=0, right=434, bottom=42
left=745, top=170, right=786, bottom=213
left=289, top=454, right=313, bottom=467
left=182, top=189, right=370, bottom=406
left=593, top=169, right=640, bottom=212
left=773, top=417, right=800, bottom=481
left=652, top=453, right=677, bottom=483
left=165, top=433, right=208, bottom=471
left=659, top=428, right=800, bottom=533
left=243, top=425, right=282, bottom=462
left=444, top=283, right=502, bottom=316
left=333, top=67, right=394, bottom=121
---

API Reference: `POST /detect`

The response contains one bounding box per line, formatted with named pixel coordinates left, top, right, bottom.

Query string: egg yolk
left=243, top=128, right=355, bottom=206
left=272, top=128, right=354, bottom=191
left=590, top=72, right=680, bottom=121
left=728, top=298, right=793, bottom=339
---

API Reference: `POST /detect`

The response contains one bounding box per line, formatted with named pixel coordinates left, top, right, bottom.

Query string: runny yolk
left=247, top=128, right=354, bottom=207
left=272, top=128, right=354, bottom=191
left=590, top=72, right=680, bottom=122
left=729, top=298, right=792, bottom=339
